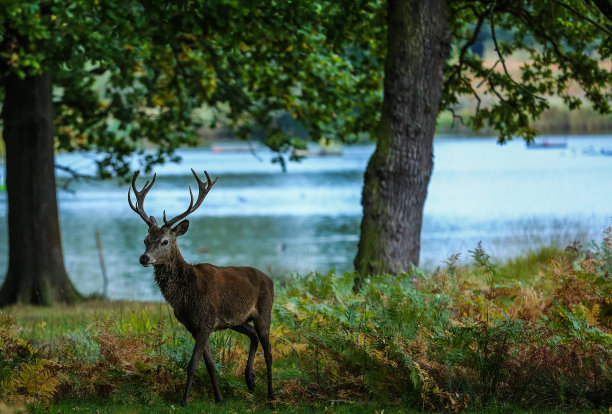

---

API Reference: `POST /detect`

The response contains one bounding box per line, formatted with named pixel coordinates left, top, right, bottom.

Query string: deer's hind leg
left=253, top=315, right=275, bottom=400
left=232, top=322, right=259, bottom=392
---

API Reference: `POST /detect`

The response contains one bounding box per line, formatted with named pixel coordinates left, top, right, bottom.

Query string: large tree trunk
left=354, top=0, right=449, bottom=287
left=0, top=71, right=82, bottom=306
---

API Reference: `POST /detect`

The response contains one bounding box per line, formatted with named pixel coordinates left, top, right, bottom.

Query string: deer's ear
left=172, top=220, right=189, bottom=236
left=149, top=216, right=158, bottom=227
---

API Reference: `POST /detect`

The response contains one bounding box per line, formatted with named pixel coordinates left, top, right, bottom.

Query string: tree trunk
left=0, top=71, right=82, bottom=306
left=354, top=0, right=449, bottom=287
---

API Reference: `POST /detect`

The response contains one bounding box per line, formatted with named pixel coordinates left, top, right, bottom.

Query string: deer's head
left=128, top=169, right=218, bottom=267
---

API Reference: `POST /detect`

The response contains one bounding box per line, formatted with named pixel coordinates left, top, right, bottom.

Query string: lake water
left=0, top=135, right=611, bottom=301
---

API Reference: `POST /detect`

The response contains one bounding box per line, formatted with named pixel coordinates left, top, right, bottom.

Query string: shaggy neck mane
left=153, top=249, right=190, bottom=305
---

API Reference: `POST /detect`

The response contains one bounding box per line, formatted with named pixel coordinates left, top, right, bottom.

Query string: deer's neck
left=153, top=250, right=191, bottom=307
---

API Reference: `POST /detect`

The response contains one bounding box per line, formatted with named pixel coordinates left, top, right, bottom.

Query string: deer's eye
left=162, top=239, right=169, bottom=246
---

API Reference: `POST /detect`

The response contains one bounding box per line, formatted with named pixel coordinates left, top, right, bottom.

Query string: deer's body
left=128, top=169, right=274, bottom=406
left=154, top=261, right=273, bottom=334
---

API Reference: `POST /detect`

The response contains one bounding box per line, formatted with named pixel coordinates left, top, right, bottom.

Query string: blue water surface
left=0, top=135, right=610, bottom=300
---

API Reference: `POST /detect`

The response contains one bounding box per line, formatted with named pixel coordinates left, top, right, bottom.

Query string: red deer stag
left=128, top=169, right=275, bottom=406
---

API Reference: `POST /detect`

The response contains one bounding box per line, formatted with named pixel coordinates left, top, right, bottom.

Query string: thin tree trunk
left=0, top=71, right=82, bottom=306
left=354, top=0, right=450, bottom=288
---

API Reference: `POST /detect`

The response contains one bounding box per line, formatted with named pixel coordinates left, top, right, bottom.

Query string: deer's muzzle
left=140, top=254, right=153, bottom=266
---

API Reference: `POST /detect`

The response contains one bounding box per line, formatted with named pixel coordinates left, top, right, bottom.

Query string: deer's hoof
left=246, top=372, right=256, bottom=392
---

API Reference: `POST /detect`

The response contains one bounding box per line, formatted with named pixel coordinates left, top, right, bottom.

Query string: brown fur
left=129, top=171, right=275, bottom=406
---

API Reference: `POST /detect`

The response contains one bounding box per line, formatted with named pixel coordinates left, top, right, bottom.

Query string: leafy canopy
left=0, top=0, right=610, bottom=175
left=445, top=0, right=612, bottom=142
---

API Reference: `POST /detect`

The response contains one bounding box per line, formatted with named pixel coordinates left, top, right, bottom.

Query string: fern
left=0, top=359, right=61, bottom=405
left=13, top=360, right=60, bottom=403
left=0, top=231, right=610, bottom=409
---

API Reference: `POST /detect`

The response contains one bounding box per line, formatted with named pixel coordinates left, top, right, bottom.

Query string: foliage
left=0, top=233, right=611, bottom=411
left=444, top=1, right=612, bottom=142
left=0, top=0, right=384, bottom=175
left=62, top=317, right=181, bottom=401
left=0, top=315, right=62, bottom=405
left=274, top=234, right=612, bottom=410
left=2, top=0, right=610, bottom=176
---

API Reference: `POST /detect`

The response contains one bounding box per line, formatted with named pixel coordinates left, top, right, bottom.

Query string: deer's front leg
left=182, top=335, right=204, bottom=407
left=201, top=340, right=223, bottom=402
left=182, top=330, right=222, bottom=406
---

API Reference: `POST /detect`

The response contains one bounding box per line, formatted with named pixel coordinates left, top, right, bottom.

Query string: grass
left=24, top=398, right=423, bottom=414
left=22, top=399, right=602, bottom=414
left=1, top=237, right=611, bottom=413
left=495, top=245, right=567, bottom=282
left=4, top=301, right=178, bottom=345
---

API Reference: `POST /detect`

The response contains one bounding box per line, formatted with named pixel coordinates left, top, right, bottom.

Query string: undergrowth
left=0, top=231, right=611, bottom=412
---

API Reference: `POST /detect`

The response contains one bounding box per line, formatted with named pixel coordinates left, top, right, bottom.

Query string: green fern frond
left=14, top=360, right=60, bottom=403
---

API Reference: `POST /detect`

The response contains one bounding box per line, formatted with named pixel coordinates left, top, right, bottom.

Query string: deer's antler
left=128, top=170, right=158, bottom=227
left=162, top=168, right=218, bottom=228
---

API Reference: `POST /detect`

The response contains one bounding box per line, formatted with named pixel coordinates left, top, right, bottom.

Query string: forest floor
left=1, top=234, right=611, bottom=413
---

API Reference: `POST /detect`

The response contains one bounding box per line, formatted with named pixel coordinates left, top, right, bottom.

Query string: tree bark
left=354, top=0, right=450, bottom=287
left=0, top=71, right=82, bottom=306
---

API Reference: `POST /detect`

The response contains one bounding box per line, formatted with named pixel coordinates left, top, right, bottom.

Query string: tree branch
left=522, top=11, right=570, bottom=66
left=551, top=0, right=612, bottom=35
left=476, top=59, right=500, bottom=89
left=447, top=107, right=466, bottom=127
left=586, top=0, right=612, bottom=20
left=446, top=5, right=488, bottom=86
left=470, top=84, right=483, bottom=116
left=489, top=14, right=546, bottom=101
left=55, top=164, right=96, bottom=192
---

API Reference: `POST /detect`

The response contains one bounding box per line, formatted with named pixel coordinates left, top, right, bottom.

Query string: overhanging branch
left=551, top=0, right=612, bottom=35
left=586, top=0, right=612, bottom=20
left=489, top=13, right=546, bottom=102
left=55, top=164, right=96, bottom=192
left=447, top=5, right=488, bottom=86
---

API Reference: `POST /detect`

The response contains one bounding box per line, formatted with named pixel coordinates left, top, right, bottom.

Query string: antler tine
left=191, top=168, right=218, bottom=210
left=128, top=170, right=157, bottom=227
left=162, top=169, right=218, bottom=228
left=162, top=185, right=194, bottom=225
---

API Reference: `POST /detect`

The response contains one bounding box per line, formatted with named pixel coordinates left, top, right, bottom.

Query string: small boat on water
left=526, top=138, right=568, bottom=149
left=582, top=146, right=612, bottom=156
